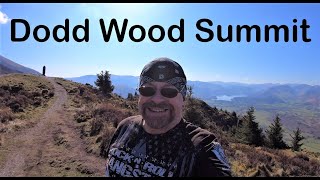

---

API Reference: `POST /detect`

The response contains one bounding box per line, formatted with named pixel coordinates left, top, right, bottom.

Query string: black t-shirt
left=105, top=115, right=231, bottom=177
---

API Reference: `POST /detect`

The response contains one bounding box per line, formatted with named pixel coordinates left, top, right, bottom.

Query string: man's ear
left=182, top=96, right=186, bottom=106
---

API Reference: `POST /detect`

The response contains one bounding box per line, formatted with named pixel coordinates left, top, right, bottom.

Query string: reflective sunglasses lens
left=161, top=88, right=179, bottom=98
left=139, top=86, right=156, bottom=97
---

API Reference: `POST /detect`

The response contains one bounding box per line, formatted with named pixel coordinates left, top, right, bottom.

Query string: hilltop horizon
left=2, top=53, right=319, bottom=86
left=63, top=73, right=320, bottom=86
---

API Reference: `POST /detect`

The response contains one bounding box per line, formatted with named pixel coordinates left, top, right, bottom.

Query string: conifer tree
left=266, top=115, right=288, bottom=149
left=290, top=127, right=305, bottom=151
left=95, top=70, right=114, bottom=96
left=231, top=111, right=239, bottom=127
left=127, top=93, right=134, bottom=101
left=237, top=107, right=265, bottom=146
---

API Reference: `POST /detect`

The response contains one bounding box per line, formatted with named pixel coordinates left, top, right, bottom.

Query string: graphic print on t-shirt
left=106, top=121, right=195, bottom=177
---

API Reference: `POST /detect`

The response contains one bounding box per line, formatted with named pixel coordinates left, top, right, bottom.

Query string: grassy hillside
left=1, top=76, right=319, bottom=176
left=0, top=74, right=55, bottom=132
left=0, top=74, right=56, bottom=168
left=54, top=78, right=320, bottom=176
left=53, top=77, right=138, bottom=158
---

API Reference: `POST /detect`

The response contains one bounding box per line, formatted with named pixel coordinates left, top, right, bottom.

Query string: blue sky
left=0, top=3, right=319, bottom=85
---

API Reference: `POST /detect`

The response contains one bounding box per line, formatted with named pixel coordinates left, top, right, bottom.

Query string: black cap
left=139, top=57, right=187, bottom=97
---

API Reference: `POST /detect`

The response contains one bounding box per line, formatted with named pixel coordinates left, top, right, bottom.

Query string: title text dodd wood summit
left=11, top=18, right=311, bottom=43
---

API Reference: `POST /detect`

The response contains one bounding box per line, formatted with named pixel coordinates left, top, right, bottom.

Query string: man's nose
left=151, top=90, right=166, bottom=104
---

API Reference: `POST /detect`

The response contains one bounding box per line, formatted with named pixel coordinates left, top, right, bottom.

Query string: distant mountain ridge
left=66, top=74, right=320, bottom=105
left=67, top=75, right=320, bottom=138
left=0, top=55, right=41, bottom=75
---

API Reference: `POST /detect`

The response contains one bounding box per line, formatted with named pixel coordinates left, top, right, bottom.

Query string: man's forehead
left=144, top=81, right=177, bottom=88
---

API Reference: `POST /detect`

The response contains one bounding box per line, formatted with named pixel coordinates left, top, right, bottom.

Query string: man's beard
left=140, top=101, right=175, bottom=129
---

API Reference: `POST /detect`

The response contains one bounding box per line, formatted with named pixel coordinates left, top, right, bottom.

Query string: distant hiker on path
left=104, top=57, right=231, bottom=177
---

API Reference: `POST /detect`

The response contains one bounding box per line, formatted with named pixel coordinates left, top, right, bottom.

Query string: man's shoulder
left=117, top=115, right=142, bottom=128
left=183, top=120, right=218, bottom=148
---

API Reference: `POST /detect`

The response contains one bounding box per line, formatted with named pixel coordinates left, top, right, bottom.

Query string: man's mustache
left=142, top=101, right=172, bottom=110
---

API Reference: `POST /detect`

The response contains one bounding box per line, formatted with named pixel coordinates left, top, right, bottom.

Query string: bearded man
left=105, top=57, right=231, bottom=177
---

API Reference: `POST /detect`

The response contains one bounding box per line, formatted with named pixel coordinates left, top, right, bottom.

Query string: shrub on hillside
left=93, top=103, right=133, bottom=127
left=74, top=109, right=93, bottom=123
left=33, top=97, right=42, bottom=107
left=9, top=84, right=23, bottom=93
left=246, top=149, right=273, bottom=168
left=99, top=125, right=116, bottom=158
left=0, top=88, right=6, bottom=97
left=6, top=95, right=29, bottom=112
left=90, top=118, right=104, bottom=136
left=0, top=107, right=14, bottom=123
left=259, top=149, right=320, bottom=176
left=48, top=91, right=55, bottom=98
left=32, top=91, right=41, bottom=97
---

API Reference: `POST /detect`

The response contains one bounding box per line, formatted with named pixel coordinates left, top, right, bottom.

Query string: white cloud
left=0, top=10, right=9, bottom=24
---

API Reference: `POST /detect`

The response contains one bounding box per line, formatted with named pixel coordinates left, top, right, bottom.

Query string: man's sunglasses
left=138, top=86, right=179, bottom=98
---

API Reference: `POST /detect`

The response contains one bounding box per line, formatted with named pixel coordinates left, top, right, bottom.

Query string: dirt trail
left=0, top=77, right=106, bottom=177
